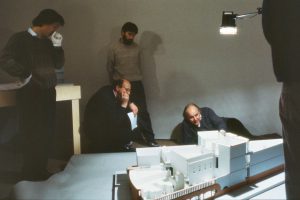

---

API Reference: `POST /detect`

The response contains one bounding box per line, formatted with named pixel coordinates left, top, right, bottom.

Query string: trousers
left=280, top=82, right=300, bottom=199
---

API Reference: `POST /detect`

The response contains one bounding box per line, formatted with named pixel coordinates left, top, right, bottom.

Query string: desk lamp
left=220, top=8, right=262, bottom=35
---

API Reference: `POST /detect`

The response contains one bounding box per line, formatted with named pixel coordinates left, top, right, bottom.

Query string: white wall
left=0, top=0, right=281, bottom=139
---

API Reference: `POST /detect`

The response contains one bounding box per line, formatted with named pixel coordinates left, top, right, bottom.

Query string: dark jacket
left=83, top=85, right=132, bottom=152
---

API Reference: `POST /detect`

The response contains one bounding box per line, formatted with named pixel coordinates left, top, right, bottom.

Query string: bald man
left=181, top=103, right=227, bottom=144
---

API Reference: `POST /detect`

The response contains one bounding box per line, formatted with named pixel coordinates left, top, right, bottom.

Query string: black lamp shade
left=221, top=11, right=236, bottom=27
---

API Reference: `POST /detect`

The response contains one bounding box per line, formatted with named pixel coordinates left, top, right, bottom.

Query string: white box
left=249, top=139, right=283, bottom=165
left=216, top=168, right=247, bottom=189
left=249, top=155, right=284, bottom=176
left=136, top=147, right=161, bottom=166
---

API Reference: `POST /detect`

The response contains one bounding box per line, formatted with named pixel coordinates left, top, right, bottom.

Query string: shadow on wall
left=139, top=31, right=162, bottom=101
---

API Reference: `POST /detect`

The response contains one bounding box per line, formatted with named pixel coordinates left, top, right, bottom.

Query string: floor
left=0, top=139, right=177, bottom=200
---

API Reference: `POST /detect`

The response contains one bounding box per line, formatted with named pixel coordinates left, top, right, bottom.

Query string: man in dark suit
left=180, top=103, right=227, bottom=144
left=83, top=79, right=137, bottom=152
left=262, top=1, right=300, bottom=198
left=83, top=79, right=158, bottom=152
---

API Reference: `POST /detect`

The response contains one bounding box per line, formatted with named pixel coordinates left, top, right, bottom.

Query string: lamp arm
left=235, top=7, right=262, bottom=20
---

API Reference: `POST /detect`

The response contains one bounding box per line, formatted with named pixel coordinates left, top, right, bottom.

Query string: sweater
left=107, top=38, right=142, bottom=81
left=0, top=31, right=64, bottom=88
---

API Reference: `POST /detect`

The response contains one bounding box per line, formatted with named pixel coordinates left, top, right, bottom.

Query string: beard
left=122, top=36, right=134, bottom=45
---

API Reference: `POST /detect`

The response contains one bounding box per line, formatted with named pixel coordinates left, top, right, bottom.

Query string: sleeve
left=206, top=107, right=227, bottom=131
left=103, top=97, right=130, bottom=126
left=52, top=46, right=65, bottom=70
left=0, top=34, right=31, bottom=79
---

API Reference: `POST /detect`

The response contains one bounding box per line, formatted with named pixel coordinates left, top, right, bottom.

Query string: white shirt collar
left=27, top=28, right=37, bottom=37
left=113, top=89, right=117, bottom=97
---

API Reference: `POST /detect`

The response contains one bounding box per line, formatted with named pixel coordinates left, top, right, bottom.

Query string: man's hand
left=129, top=102, right=138, bottom=116
left=120, top=89, right=130, bottom=108
left=51, top=32, right=63, bottom=47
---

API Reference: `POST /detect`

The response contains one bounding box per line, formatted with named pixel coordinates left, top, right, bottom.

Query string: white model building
left=168, top=145, right=215, bottom=185
left=248, top=138, right=283, bottom=176
left=128, top=131, right=284, bottom=200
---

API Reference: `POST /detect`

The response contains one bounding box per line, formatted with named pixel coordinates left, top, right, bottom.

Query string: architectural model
left=127, top=131, right=284, bottom=200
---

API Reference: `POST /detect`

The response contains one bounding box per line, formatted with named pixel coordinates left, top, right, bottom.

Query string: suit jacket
left=181, top=107, right=227, bottom=144
left=83, top=85, right=132, bottom=152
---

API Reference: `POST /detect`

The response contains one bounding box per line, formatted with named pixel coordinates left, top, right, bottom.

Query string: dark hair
left=182, top=103, right=201, bottom=119
left=112, top=79, right=125, bottom=89
left=121, top=22, right=138, bottom=34
left=32, top=9, right=65, bottom=26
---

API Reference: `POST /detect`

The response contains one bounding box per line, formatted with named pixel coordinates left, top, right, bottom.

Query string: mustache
left=122, top=37, right=133, bottom=45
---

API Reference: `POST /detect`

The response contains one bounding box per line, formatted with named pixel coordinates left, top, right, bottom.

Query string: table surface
left=12, top=153, right=286, bottom=200
left=13, top=153, right=136, bottom=200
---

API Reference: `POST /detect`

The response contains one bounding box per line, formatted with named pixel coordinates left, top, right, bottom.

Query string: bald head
left=183, top=103, right=202, bottom=126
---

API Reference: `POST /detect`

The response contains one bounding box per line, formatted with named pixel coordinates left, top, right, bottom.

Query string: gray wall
left=0, top=0, right=281, bottom=139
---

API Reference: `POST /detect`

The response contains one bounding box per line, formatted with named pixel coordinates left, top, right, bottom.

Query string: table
left=12, top=153, right=286, bottom=200
left=13, top=153, right=137, bottom=200
left=0, top=84, right=82, bottom=154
